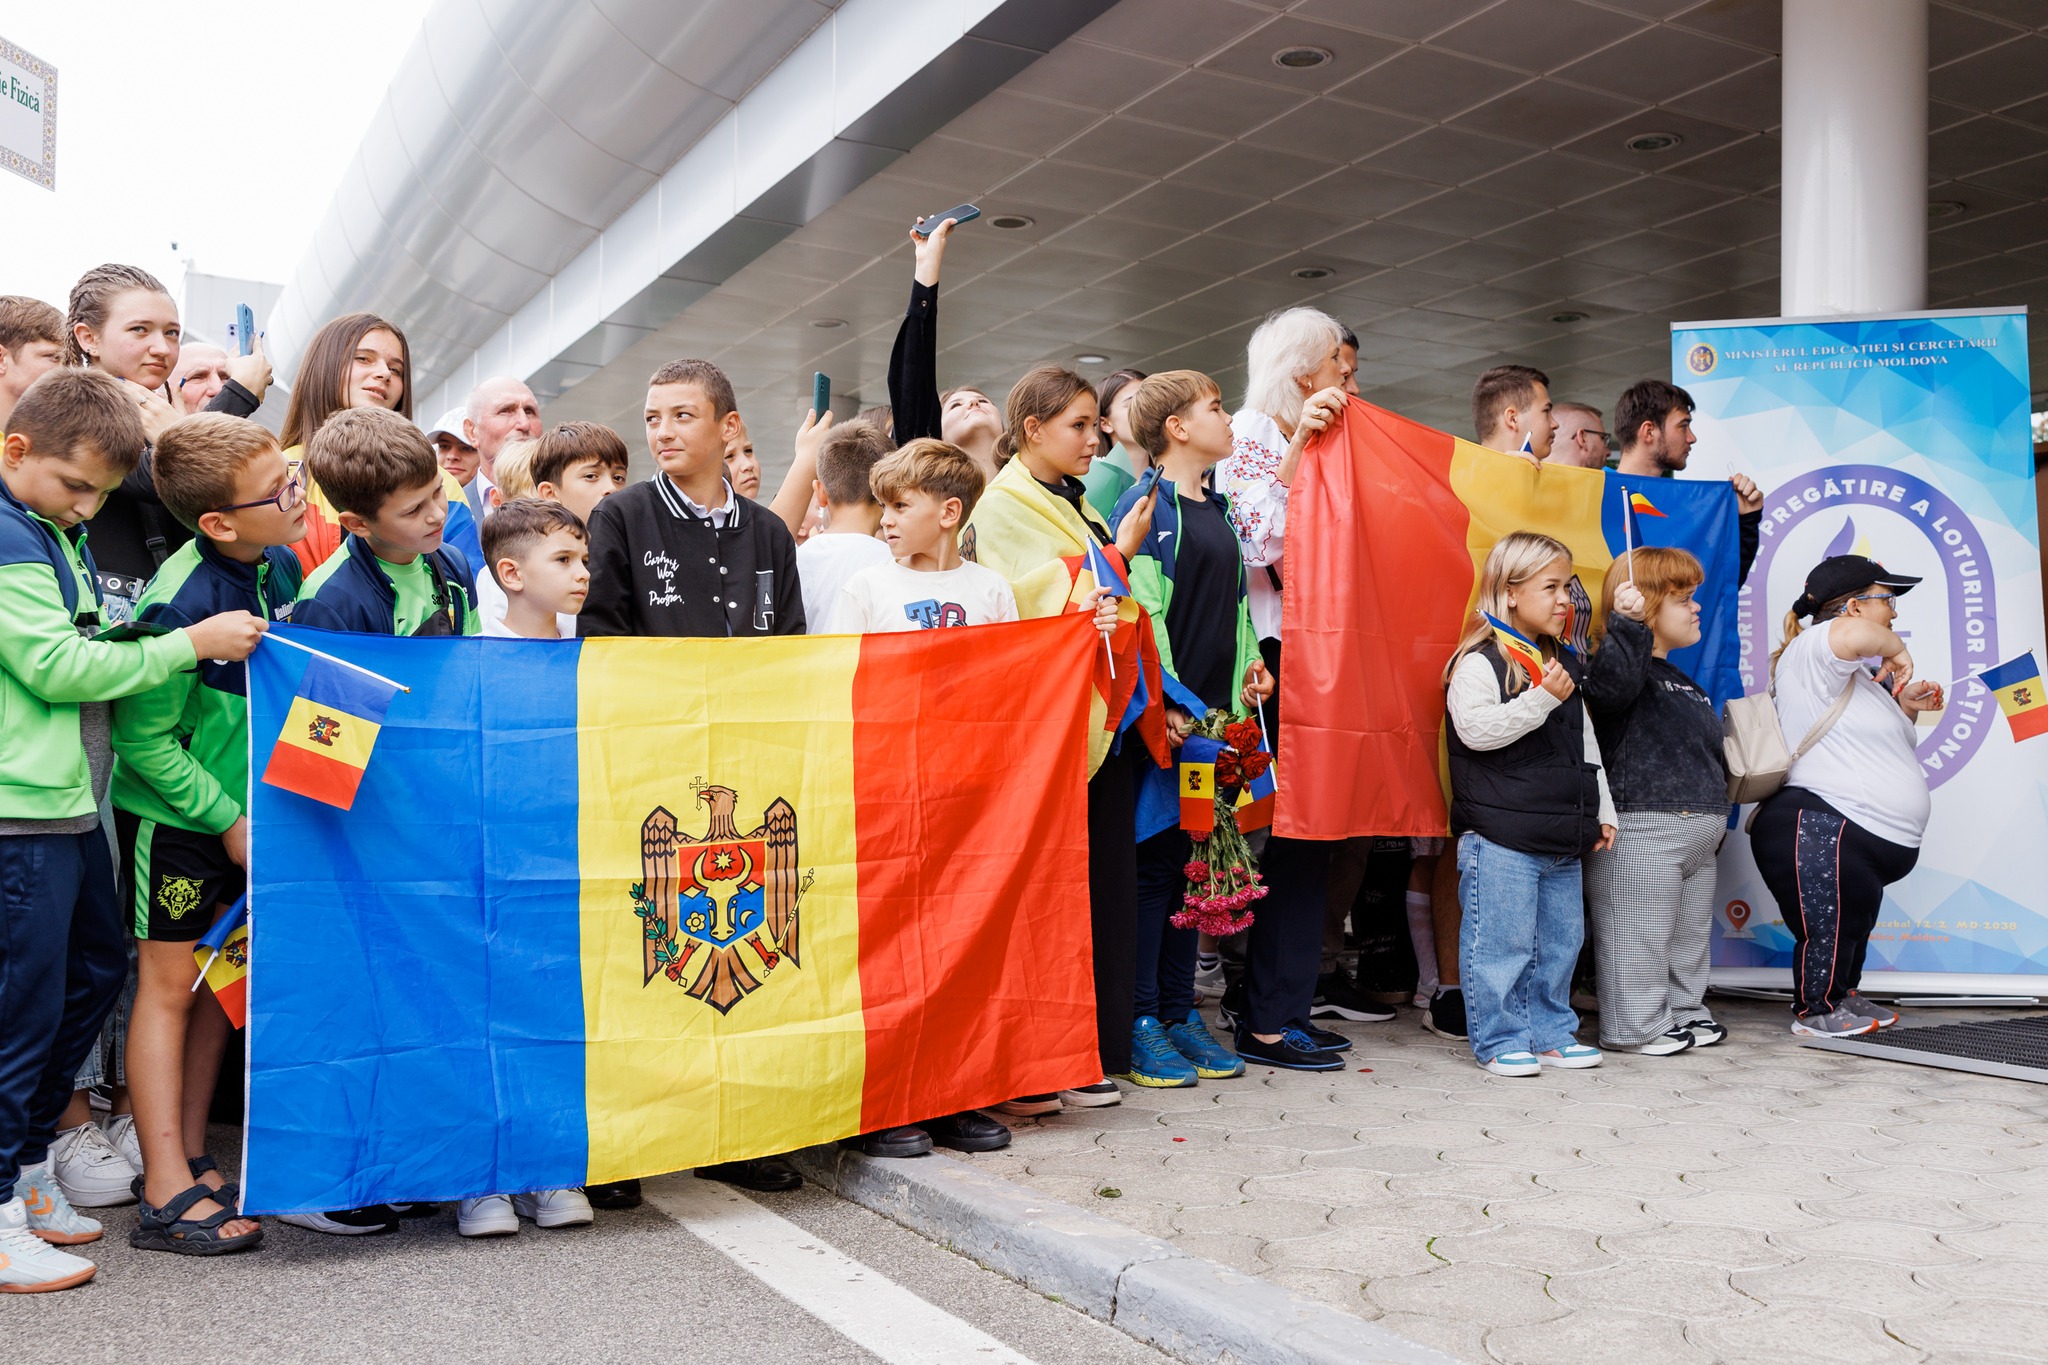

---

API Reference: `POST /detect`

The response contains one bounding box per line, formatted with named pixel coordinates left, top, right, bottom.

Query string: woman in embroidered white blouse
left=1217, top=308, right=1352, bottom=643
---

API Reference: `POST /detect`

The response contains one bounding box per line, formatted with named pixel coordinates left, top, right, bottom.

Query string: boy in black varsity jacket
left=574, top=359, right=803, bottom=1210
left=579, top=359, right=803, bottom=639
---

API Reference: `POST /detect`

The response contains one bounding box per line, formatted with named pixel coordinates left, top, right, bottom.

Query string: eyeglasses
left=212, top=471, right=304, bottom=515
left=1849, top=592, right=1898, bottom=606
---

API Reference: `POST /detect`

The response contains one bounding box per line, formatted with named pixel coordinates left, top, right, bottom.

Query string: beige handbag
left=1723, top=677, right=1855, bottom=806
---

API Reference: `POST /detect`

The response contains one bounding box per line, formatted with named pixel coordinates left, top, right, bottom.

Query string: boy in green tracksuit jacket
left=1108, top=370, right=1271, bottom=1089
left=111, top=414, right=304, bottom=1256
left=0, top=371, right=265, bottom=1291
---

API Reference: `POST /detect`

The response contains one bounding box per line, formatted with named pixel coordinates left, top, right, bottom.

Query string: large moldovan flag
left=1277, top=396, right=1742, bottom=840
left=242, top=619, right=1101, bottom=1213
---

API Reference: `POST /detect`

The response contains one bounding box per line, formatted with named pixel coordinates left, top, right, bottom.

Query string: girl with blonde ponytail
left=1443, top=531, right=1616, bottom=1079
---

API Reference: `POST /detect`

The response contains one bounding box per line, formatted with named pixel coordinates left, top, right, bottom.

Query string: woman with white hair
left=1212, top=308, right=1352, bottom=1071
left=1219, top=306, right=1351, bottom=643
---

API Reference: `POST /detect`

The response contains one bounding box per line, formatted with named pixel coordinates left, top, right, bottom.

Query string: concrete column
left=1781, top=0, right=1928, bottom=316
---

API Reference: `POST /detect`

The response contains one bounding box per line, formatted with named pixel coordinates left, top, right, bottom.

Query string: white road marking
left=644, top=1175, right=1034, bottom=1364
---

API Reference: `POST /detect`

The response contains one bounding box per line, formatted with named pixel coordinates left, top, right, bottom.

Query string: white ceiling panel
left=540, top=0, right=2048, bottom=470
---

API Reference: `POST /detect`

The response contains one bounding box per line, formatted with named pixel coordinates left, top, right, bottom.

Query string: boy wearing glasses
left=110, top=414, right=304, bottom=1257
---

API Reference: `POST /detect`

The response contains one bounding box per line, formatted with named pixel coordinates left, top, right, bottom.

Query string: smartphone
left=911, top=204, right=980, bottom=238
left=233, top=303, right=255, bottom=355
left=1131, top=464, right=1163, bottom=503
left=812, top=371, right=831, bottom=418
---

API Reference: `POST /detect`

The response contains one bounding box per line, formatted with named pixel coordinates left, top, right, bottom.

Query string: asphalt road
left=16, top=1169, right=1173, bottom=1364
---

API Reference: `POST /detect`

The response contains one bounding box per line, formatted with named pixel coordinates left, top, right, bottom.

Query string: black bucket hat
left=1793, top=554, right=1922, bottom=619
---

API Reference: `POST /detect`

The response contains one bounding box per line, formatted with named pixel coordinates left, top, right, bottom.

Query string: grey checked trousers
left=1583, top=809, right=1725, bottom=1046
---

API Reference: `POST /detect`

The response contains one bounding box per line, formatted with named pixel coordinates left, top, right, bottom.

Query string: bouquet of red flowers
left=1173, top=711, right=1273, bottom=937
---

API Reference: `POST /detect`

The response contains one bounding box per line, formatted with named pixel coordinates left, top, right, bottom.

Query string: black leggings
left=1750, top=787, right=1918, bottom=1017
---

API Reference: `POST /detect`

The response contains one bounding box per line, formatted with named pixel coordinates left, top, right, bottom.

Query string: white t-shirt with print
left=832, top=560, right=1018, bottom=634
left=1775, top=620, right=1931, bottom=847
left=798, top=532, right=892, bottom=634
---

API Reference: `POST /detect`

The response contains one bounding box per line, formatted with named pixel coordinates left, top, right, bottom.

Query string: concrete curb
left=793, top=1144, right=1467, bottom=1365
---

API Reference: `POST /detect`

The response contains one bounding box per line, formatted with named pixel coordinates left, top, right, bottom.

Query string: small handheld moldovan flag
left=1980, top=651, right=2048, bottom=741
left=1083, top=537, right=1130, bottom=680
left=1233, top=727, right=1277, bottom=833
left=1622, top=488, right=1666, bottom=583
left=191, top=895, right=249, bottom=1029
left=1179, top=735, right=1223, bottom=835
left=260, top=654, right=403, bottom=810
left=1483, top=611, right=1547, bottom=680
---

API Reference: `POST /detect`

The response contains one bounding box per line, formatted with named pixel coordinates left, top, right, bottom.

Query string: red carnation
left=1224, top=720, right=1262, bottom=752
left=1240, top=752, right=1271, bottom=781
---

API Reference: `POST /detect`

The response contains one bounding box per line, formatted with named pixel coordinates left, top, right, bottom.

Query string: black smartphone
left=235, top=303, right=255, bottom=356
left=912, top=204, right=980, bottom=238
left=812, top=371, right=831, bottom=418
left=1131, top=464, right=1163, bottom=503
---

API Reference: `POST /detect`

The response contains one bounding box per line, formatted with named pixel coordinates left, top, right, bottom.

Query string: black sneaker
left=1292, top=1022, right=1354, bottom=1053
left=1234, top=1027, right=1345, bottom=1072
left=1311, top=970, right=1397, bottom=1023
left=1425, top=987, right=1468, bottom=1041
left=924, top=1111, right=1012, bottom=1153
left=856, top=1125, right=932, bottom=1159
left=696, top=1158, right=802, bottom=1193
left=583, top=1179, right=643, bottom=1209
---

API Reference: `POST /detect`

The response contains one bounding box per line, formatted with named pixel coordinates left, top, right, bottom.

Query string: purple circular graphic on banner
left=1747, top=464, right=1997, bottom=791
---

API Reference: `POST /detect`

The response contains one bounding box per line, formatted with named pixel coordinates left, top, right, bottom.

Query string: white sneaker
left=0, top=1197, right=96, bottom=1293
left=1058, top=1079, right=1123, bottom=1108
left=277, top=1207, right=399, bottom=1236
left=458, top=1195, right=519, bottom=1237
left=17, top=1162, right=101, bottom=1245
left=104, top=1113, right=144, bottom=1174
left=512, top=1187, right=592, bottom=1229
left=1625, top=1030, right=1696, bottom=1057
left=1482, top=1051, right=1542, bottom=1077
left=48, top=1122, right=138, bottom=1208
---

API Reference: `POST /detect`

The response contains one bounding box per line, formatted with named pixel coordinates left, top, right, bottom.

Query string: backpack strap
left=1789, top=677, right=1857, bottom=762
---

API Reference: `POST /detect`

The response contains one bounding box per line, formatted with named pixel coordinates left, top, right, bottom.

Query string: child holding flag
left=1580, top=548, right=1730, bottom=1056
left=1114, top=370, right=1276, bottom=1080
left=0, top=371, right=267, bottom=1291
left=112, top=415, right=306, bottom=1257
left=963, top=367, right=1154, bottom=1097
left=1442, top=532, right=1616, bottom=1078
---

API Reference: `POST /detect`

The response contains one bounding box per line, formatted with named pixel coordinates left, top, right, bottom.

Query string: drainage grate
left=1799, top=1015, right=2048, bottom=1083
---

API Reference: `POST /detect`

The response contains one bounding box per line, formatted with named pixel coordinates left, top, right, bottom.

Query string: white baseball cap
left=425, top=408, right=472, bottom=445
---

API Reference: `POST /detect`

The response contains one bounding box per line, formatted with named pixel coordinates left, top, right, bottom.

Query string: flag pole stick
left=189, top=951, right=218, bottom=993
left=262, top=632, right=412, bottom=692
left=1103, top=630, right=1116, bottom=681
left=1624, top=496, right=1636, bottom=586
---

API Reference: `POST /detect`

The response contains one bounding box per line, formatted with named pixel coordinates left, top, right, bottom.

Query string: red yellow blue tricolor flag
left=1981, top=651, right=2048, bottom=741
left=259, top=652, right=402, bottom=809
left=1483, top=612, right=1547, bottom=681
left=1179, top=735, right=1222, bottom=835
left=191, top=895, right=249, bottom=1029
left=1278, top=397, right=1742, bottom=838
left=242, top=619, right=1101, bottom=1214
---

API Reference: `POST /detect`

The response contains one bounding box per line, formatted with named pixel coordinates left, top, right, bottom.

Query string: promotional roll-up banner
left=1672, top=307, right=2048, bottom=995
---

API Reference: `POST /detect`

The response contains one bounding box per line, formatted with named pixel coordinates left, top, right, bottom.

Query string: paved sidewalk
left=955, top=998, right=2048, bottom=1365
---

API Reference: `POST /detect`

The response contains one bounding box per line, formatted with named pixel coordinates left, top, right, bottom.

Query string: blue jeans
left=1456, top=832, right=1584, bottom=1063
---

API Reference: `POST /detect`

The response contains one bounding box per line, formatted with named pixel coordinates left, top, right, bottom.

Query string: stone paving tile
left=1729, top=1256, right=1958, bottom=1316
left=1915, top=1258, right=2048, bottom=1306
left=1888, top=1298, right=2048, bottom=1357
left=1488, top=1307, right=1716, bottom=1365
left=1688, top=1304, right=1928, bottom=1362
left=1367, top=1262, right=1569, bottom=1327
left=965, top=999, right=2046, bottom=1362
left=1425, top=1222, right=1617, bottom=1275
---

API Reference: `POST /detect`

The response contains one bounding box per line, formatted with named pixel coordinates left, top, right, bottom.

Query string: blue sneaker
left=1124, top=1015, right=1199, bottom=1088
left=1165, top=1009, right=1244, bottom=1079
